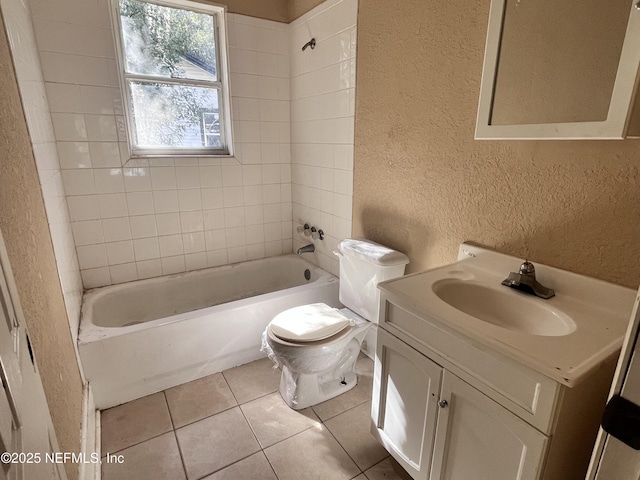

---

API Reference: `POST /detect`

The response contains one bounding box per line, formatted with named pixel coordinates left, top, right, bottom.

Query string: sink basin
left=432, top=279, right=576, bottom=337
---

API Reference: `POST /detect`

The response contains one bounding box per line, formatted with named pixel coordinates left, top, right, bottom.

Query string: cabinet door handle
left=438, top=399, right=448, bottom=408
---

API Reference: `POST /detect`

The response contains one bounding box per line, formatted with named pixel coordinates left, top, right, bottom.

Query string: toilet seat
left=269, top=303, right=351, bottom=343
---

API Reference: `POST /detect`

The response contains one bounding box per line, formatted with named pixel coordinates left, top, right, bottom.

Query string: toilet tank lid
left=338, top=239, right=409, bottom=267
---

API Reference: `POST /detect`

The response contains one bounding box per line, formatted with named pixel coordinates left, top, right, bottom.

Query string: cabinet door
left=372, top=328, right=443, bottom=480
left=430, top=372, right=548, bottom=480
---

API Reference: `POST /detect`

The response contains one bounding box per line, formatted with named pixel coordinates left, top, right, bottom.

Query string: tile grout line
left=163, top=391, right=190, bottom=480
left=321, top=415, right=364, bottom=476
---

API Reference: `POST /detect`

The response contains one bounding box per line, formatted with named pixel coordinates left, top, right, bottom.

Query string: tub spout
left=297, top=244, right=315, bottom=255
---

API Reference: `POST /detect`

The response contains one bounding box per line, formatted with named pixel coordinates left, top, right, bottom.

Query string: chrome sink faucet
left=501, top=260, right=555, bottom=299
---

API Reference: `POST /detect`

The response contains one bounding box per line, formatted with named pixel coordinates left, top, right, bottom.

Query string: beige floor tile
left=241, top=392, right=320, bottom=448
left=353, top=475, right=367, bottom=480
left=176, top=406, right=260, bottom=479
left=325, top=402, right=389, bottom=471
left=355, top=355, right=374, bottom=396
left=102, top=432, right=185, bottom=480
left=223, top=358, right=281, bottom=404
left=311, top=384, right=370, bottom=422
left=364, top=457, right=413, bottom=480
left=264, top=425, right=360, bottom=480
left=202, top=452, right=277, bottom=480
left=165, top=373, right=237, bottom=428
left=101, top=392, right=173, bottom=453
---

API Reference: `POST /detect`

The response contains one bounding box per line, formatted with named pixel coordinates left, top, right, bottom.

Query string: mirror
left=476, top=0, right=640, bottom=140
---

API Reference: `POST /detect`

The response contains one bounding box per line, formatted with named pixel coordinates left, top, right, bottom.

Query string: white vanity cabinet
left=372, top=298, right=618, bottom=480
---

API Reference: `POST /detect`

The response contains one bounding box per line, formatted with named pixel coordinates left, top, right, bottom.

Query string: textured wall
left=353, top=0, right=640, bottom=289
left=288, top=0, right=325, bottom=21
left=0, top=11, right=83, bottom=480
left=197, top=0, right=288, bottom=22
left=198, top=1, right=325, bottom=25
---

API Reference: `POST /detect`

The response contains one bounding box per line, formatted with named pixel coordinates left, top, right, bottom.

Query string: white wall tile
left=203, top=209, right=225, bottom=230
left=180, top=211, right=204, bottom=233
left=199, top=165, right=222, bottom=187
left=156, top=213, right=181, bottom=236
left=123, top=167, right=151, bottom=191
left=57, top=141, right=91, bottom=169
left=89, top=142, right=121, bottom=168
left=161, top=255, right=186, bottom=275
left=201, top=188, right=224, bottom=210
left=28, top=7, right=361, bottom=286
left=77, top=243, right=108, bottom=269
left=159, top=234, right=184, bottom=257
left=176, top=166, right=201, bottom=189
left=151, top=167, right=177, bottom=190
left=205, top=229, right=227, bottom=250
left=153, top=190, right=179, bottom=213
left=178, top=189, right=203, bottom=211
left=80, top=86, right=115, bottom=114
left=136, top=259, right=162, bottom=279
left=130, top=215, right=157, bottom=239
left=133, top=237, right=160, bottom=261
left=98, top=193, right=128, bottom=218
left=109, top=262, right=138, bottom=283
left=85, top=114, right=118, bottom=141
left=62, top=169, right=95, bottom=195
left=221, top=165, right=243, bottom=186
left=105, top=240, right=135, bottom=265
left=51, top=112, right=87, bottom=141
left=81, top=266, right=111, bottom=288
left=94, top=168, right=124, bottom=193
left=72, top=219, right=104, bottom=246
left=185, top=252, right=207, bottom=270
left=126, top=191, right=155, bottom=216
left=67, top=195, right=100, bottom=221
left=46, top=82, right=82, bottom=113
left=182, top=232, right=206, bottom=254
left=102, top=217, right=131, bottom=242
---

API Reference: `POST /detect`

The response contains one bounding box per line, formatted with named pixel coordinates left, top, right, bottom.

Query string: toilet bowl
left=264, top=304, right=370, bottom=409
left=263, top=239, right=409, bottom=410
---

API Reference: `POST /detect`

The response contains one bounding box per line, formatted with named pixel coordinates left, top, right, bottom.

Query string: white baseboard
left=78, top=384, right=100, bottom=480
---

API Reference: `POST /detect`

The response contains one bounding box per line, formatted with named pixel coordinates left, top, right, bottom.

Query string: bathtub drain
left=304, top=269, right=311, bottom=280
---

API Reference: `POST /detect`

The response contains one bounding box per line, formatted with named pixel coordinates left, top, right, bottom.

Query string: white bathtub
left=78, top=255, right=340, bottom=409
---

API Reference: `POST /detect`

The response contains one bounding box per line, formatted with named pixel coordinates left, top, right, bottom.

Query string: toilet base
left=279, top=367, right=358, bottom=410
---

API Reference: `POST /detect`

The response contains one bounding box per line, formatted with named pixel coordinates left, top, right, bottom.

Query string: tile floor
left=100, top=355, right=412, bottom=480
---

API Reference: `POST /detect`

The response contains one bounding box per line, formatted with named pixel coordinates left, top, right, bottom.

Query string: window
left=113, top=0, right=232, bottom=156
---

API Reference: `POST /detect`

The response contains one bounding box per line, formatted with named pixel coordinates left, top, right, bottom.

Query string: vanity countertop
left=378, top=243, right=637, bottom=386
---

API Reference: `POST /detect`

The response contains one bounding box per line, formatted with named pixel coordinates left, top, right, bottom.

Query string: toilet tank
left=337, top=239, right=409, bottom=323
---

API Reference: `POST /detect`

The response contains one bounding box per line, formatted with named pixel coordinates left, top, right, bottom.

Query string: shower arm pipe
left=302, top=38, right=316, bottom=51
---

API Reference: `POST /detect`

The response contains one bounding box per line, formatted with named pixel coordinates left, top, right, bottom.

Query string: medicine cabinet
left=475, top=0, right=640, bottom=139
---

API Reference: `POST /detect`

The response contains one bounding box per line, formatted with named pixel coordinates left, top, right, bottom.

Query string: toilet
left=263, top=238, right=409, bottom=410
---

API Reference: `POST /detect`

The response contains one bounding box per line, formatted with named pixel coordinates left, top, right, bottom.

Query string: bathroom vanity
left=371, top=244, right=636, bottom=480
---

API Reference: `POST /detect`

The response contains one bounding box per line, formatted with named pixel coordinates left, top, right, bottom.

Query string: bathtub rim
left=78, top=254, right=337, bottom=344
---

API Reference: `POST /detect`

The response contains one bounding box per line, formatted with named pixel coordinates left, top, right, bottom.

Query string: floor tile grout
left=102, top=357, right=382, bottom=480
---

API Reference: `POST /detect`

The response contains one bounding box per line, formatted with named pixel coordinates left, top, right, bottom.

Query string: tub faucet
left=297, top=244, right=315, bottom=255
left=501, top=260, right=555, bottom=299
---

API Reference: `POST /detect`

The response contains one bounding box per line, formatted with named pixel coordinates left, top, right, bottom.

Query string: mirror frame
left=476, top=0, right=640, bottom=140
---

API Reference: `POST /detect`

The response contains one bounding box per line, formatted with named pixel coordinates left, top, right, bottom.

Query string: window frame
left=110, top=0, right=234, bottom=158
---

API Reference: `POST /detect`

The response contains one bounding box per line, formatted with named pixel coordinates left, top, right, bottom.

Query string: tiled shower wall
left=27, top=0, right=355, bottom=288
left=30, top=1, right=292, bottom=288
left=1, top=0, right=83, bottom=343
left=290, top=0, right=356, bottom=276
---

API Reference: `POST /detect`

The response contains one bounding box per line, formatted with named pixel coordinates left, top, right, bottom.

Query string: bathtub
left=78, top=255, right=340, bottom=409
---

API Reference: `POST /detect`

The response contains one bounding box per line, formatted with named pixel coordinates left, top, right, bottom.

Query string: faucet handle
left=518, top=260, right=535, bottom=276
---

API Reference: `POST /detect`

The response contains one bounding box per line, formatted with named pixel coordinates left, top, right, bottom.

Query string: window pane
left=129, top=81, right=222, bottom=149
left=119, top=0, right=217, bottom=81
